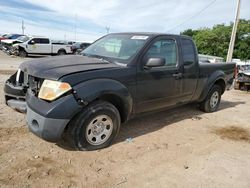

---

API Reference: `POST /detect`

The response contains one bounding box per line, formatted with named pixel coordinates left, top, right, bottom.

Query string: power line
left=166, top=0, right=217, bottom=33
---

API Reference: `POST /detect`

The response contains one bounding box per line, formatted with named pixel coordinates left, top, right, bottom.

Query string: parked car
left=234, top=65, right=250, bottom=90
left=0, top=34, right=9, bottom=49
left=12, top=36, right=72, bottom=57
left=4, top=33, right=235, bottom=150
left=1, top=35, right=29, bottom=54
left=0, top=33, right=9, bottom=41
left=0, top=34, right=25, bottom=50
left=71, top=42, right=91, bottom=54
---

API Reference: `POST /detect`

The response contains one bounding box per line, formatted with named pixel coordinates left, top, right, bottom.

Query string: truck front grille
left=28, top=75, right=44, bottom=96
left=16, top=70, right=44, bottom=96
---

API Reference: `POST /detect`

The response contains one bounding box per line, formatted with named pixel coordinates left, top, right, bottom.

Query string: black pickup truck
left=4, top=33, right=235, bottom=150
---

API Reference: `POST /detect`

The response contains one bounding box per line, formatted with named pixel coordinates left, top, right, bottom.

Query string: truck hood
left=20, top=55, right=121, bottom=80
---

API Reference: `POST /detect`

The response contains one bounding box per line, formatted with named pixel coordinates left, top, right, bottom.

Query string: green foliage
left=180, top=19, right=250, bottom=60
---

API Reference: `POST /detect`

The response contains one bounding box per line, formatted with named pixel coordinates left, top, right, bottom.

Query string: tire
left=63, top=100, right=121, bottom=151
left=19, top=50, right=27, bottom=58
left=199, top=85, right=222, bottom=113
left=58, top=50, right=66, bottom=55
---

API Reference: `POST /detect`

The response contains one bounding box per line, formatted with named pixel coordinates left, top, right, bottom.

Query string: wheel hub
left=85, top=115, right=113, bottom=146
left=210, top=91, right=219, bottom=108
left=92, top=123, right=105, bottom=135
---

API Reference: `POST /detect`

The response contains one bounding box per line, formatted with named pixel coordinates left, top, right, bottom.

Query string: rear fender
left=198, top=70, right=226, bottom=102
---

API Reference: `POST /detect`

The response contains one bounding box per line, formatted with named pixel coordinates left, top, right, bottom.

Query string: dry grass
left=213, top=126, right=250, bottom=142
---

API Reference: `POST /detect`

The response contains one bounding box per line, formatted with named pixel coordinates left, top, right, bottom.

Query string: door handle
left=172, top=72, right=183, bottom=79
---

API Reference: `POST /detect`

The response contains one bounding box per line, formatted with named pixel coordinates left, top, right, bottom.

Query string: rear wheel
left=199, top=85, right=222, bottom=113
left=58, top=50, right=66, bottom=55
left=63, top=100, right=121, bottom=151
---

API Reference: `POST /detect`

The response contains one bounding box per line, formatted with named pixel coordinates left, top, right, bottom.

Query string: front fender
left=73, top=78, right=133, bottom=118
left=198, top=70, right=226, bottom=102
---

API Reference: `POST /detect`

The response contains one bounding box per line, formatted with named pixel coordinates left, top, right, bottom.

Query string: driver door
left=27, top=38, right=50, bottom=54
left=136, top=37, right=183, bottom=113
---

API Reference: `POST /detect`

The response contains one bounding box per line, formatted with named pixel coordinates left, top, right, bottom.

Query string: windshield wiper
left=82, top=53, right=112, bottom=63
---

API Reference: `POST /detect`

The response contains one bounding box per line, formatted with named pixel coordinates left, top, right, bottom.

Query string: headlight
left=38, top=80, right=72, bottom=101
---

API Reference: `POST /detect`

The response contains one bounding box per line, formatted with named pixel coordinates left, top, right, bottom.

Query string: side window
left=28, top=38, right=40, bottom=44
left=145, top=39, right=177, bottom=67
left=180, top=38, right=196, bottom=65
left=40, top=38, right=50, bottom=44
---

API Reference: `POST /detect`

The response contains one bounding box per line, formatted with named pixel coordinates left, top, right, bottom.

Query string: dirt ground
left=0, top=51, right=250, bottom=188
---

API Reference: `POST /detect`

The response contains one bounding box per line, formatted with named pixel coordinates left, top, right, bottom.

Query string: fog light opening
left=31, top=119, right=39, bottom=129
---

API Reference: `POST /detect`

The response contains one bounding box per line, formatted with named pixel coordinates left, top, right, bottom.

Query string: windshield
left=5, top=34, right=12, bottom=38
left=17, top=36, right=29, bottom=42
left=9, top=34, right=22, bottom=39
left=83, top=34, right=149, bottom=63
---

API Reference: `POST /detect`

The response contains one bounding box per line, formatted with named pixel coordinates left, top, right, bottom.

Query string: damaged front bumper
left=26, top=90, right=81, bottom=142
left=4, top=71, right=27, bottom=113
left=4, top=71, right=82, bottom=142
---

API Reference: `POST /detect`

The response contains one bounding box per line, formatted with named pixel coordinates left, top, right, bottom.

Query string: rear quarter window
left=40, top=38, right=50, bottom=44
left=180, top=38, right=196, bottom=65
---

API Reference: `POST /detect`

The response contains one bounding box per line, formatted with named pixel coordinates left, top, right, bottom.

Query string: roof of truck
left=28, top=35, right=47, bottom=38
left=109, top=32, right=191, bottom=39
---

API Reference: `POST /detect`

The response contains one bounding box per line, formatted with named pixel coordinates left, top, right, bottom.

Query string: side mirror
left=29, top=40, right=35, bottom=45
left=144, top=58, right=165, bottom=68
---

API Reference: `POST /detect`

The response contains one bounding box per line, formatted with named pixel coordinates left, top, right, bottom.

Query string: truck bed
left=199, top=62, right=235, bottom=76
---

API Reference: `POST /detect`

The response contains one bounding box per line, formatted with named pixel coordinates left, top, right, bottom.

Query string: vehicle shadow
left=57, top=100, right=245, bottom=151
left=27, top=55, right=50, bottom=58
left=114, top=100, right=245, bottom=144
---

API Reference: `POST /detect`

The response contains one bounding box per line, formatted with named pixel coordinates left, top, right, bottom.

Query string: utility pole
left=74, top=14, right=77, bottom=42
left=21, top=20, right=25, bottom=35
left=105, top=26, right=110, bottom=34
left=226, top=0, right=241, bottom=62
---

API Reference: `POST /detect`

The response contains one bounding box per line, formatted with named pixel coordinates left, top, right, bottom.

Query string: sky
left=0, top=0, right=249, bottom=42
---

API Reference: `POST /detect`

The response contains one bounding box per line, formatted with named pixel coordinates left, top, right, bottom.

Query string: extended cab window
left=180, top=38, right=196, bottom=65
left=145, top=39, right=177, bottom=67
left=40, top=38, right=50, bottom=44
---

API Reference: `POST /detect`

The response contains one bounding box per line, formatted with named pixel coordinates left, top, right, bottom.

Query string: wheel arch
left=72, top=78, right=133, bottom=123
left=198, top=71, right=226, bottom=102
left=18, top=46, right=26, bottom=52
left=58, top=48, right=66, bottom=54
left=97, top=93, right=129, bottom=123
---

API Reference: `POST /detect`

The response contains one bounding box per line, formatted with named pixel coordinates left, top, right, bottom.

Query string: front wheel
left=64, top=100, right=121, bottom=151
left=199, top=85, right=222, bottom=113
left=19, top=50, right=27, bottom=58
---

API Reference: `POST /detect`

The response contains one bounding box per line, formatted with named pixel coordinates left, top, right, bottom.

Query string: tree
left=180, top=19, right=250, bottom=61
